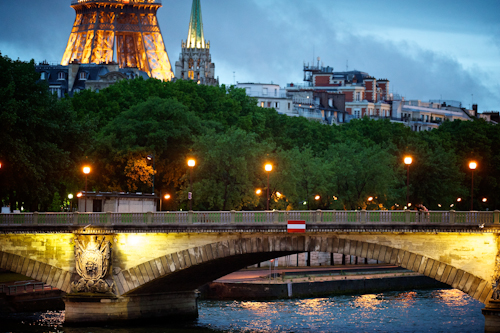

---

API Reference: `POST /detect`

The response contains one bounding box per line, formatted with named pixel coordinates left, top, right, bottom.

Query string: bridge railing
left=0, top=210, right=498, bottom=226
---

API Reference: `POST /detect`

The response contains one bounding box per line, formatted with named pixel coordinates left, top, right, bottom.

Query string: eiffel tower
left=61, top=0, right=174, bottom=81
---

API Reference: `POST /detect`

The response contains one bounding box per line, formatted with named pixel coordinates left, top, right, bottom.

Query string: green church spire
left=186, top=0, right=205, bottom=49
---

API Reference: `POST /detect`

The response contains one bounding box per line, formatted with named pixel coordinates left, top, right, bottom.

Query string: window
left=274, top=89, right=277, bottom=97
left=354, top=109, right=361, bottom=118
left=260, top=101, right=264, bottom=107
left=274, top=102, right=280, bottom=109
left=49, top=87, right=61, bottom=98
left=288, top=103, right=291, bottom=110
left=40, top=72, right=46, bottom=80
left=267, top=102, right=271, bottom=108
left=355, top=92, right=361, bottom=101
left=79, top=72, right=88, bottom=80
left=263, top=88, right=268, bottom=95
left=58, top=72, right=65, bottom=80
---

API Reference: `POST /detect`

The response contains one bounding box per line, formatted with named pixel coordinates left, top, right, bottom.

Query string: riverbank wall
left=199, top=275, right=448, bottom=300
left=0, top=289, right=64, bottom=313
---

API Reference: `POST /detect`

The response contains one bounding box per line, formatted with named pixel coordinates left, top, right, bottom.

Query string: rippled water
left=1, top=289, right=484, bottom=333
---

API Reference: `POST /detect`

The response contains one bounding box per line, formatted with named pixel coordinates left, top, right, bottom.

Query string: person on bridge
left=416, top=203, right=429, bottom=221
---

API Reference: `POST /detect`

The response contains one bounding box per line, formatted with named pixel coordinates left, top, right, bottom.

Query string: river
left=1, top=288, right=484, bottom=333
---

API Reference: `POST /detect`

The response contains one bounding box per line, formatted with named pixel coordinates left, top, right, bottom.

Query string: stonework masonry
left=1, top=230, right=499, bottom=328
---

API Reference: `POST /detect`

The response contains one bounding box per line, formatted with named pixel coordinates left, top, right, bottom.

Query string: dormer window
left=58, top=72, right=65, bottom=80
left=40, top=72, right=47, bottom=80
left=79, top=72, right=88, bottom=80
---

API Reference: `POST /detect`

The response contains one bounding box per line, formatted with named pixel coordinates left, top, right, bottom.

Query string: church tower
left=61, top=0, right=174, bottom=82
left=175, top=0, right=217, bottom=85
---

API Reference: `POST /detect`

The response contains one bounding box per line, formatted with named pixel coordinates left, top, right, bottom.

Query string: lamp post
left=469, top=161, right=477, bottom=211
left=265, top=163, right=272, bottom=210
left=187, top=159, right=196, bottom=210
left=83, top=166, right=91, bottom=212
left=147, top=154, right=155, bottom=195
left=404, top=156, right=412, bottom=208
left=160, top=192, right=170, bottom=211
left=68, top=194, right=74, bottom=212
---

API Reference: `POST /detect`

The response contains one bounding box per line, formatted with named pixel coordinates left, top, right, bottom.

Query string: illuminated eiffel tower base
left=61, top=0, right=174, bottom=81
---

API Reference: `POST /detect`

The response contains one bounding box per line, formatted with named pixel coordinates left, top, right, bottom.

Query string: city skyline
left=0, top=0, right=499, bottom=111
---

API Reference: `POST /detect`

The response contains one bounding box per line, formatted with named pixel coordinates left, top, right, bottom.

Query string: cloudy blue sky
left=1, top=0, right=499, bottom=111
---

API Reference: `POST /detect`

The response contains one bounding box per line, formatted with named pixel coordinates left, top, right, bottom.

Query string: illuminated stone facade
left=1, top=219, right=500, bottom=325
left=61, top=0, right=174, bottom=81
left=174, top=0, right=218, bottom=86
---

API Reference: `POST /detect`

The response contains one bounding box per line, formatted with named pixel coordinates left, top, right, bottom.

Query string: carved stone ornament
left=71, top=235, right=115, bottom=294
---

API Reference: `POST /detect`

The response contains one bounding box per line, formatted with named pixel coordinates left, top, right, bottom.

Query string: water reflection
left=432, top=288, right=473, bottom=307
left=353, top=294, right=384, bottom=310
left=2, top=289, right=485, bottom=333
left=396, top=291, right=417, bottom=308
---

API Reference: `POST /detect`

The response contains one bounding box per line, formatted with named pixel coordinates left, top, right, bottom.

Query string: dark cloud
left=0, top=0, right=498, bottom=110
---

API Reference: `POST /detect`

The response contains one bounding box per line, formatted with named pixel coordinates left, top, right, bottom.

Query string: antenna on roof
left=313, top=45, right=315, bottom=68
left=346, top=60, right=348, bottom=71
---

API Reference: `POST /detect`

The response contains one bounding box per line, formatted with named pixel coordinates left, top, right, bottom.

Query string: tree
left=0, top=54, right=89, bottom=211
left=90, top=96, right=203, bottom=195
left=187, top=127, right=267, bottom=210
left=326, top=141, right=400, bottom=210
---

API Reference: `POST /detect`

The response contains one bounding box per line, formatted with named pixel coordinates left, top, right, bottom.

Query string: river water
left=1, top=288, right=485, bottom=333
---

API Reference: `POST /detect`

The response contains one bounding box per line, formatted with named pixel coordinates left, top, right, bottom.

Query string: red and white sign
left=287, top=220, right=306, bottom=233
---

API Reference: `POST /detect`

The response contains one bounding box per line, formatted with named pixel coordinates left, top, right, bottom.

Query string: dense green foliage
left=0, top=54, right=498, bottom=212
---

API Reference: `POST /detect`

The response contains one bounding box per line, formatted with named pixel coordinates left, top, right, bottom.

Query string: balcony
left=71, top=0, right=161, bottom=5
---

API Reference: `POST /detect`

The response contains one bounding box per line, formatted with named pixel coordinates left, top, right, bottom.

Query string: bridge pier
left=63, top=291, right=198, bottom=325
left=483, top=301, right=500, bottom=333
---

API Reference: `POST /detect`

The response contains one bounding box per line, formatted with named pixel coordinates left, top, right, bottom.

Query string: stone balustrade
left=0, top=210, right=498, bottom=226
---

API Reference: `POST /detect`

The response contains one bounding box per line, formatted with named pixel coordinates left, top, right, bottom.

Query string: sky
left=0, top=0, right=499, bottom=111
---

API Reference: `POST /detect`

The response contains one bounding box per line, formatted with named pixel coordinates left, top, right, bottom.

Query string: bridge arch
left=0, top=251, right=73, bottom=293
left=114, top=235, right=492, bottom=304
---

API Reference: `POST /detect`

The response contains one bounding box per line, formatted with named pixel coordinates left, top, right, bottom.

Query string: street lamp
left=160, top=193, right=170, bottom=211
left=147, top=154, right=155, bottom=195
left=469, top=161, right=477, bottom=211
left=187, top=159, right=196, bottom=210
left=315, top=195, right=320, bottom=200
left=404, top=156, right=412, bottom=208
left=68, top=194, right=74, bottom=212
left=83, top=166, right=91, bottom=212
left=265, top=163, right=272, bottom=210
left=256, top=189, right=262, bottom=195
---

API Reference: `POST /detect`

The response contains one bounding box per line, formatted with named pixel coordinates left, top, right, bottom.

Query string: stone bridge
left=1, top=209, right=500, bottom=332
